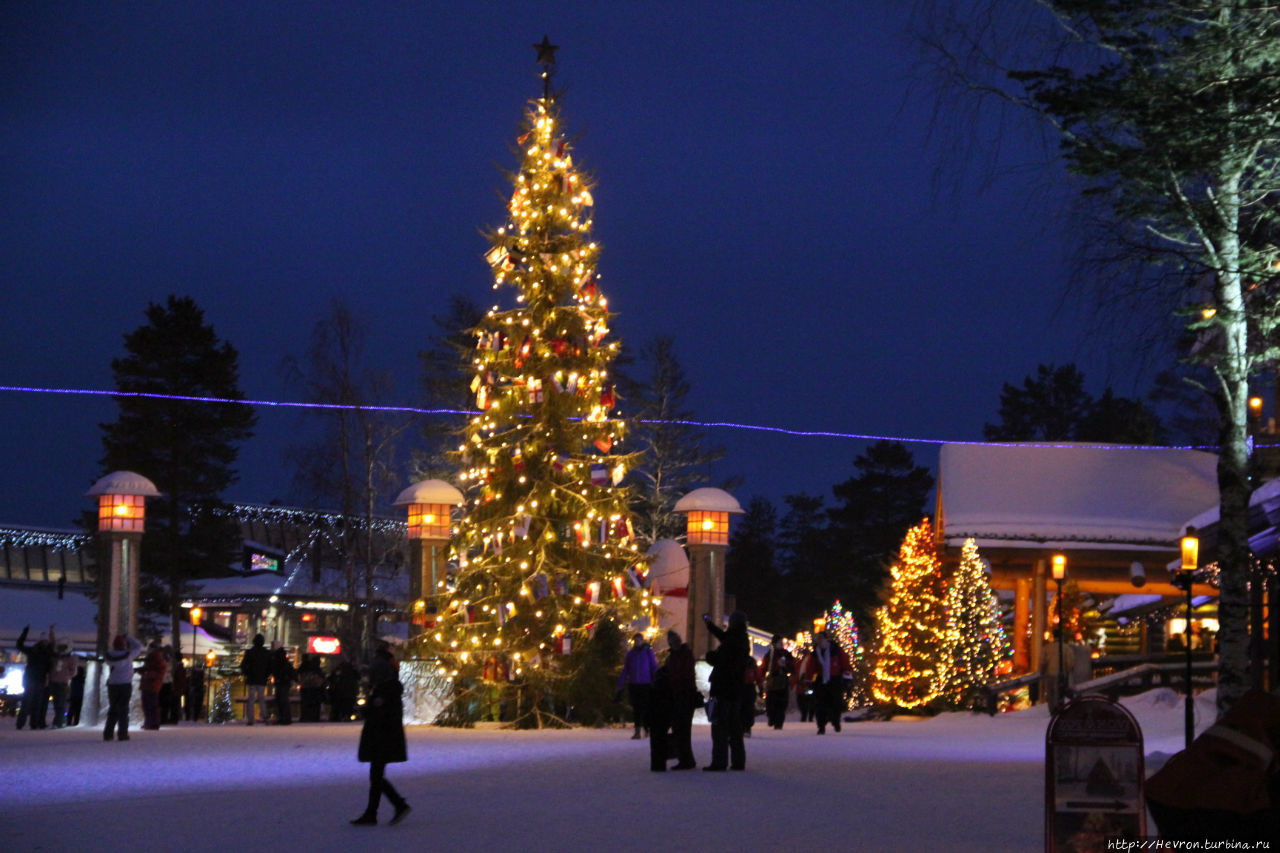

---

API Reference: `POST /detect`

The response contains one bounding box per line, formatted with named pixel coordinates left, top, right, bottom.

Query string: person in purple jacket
left=616, top=633, right=658, bottom=739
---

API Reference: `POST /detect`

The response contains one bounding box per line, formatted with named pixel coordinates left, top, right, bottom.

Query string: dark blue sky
left=1, top=3, right=1133, bottom=528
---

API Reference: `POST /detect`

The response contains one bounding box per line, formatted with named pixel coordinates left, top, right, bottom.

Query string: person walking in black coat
left=703, top=611, right=751, bottom=772
left=351, top=645, right=410, bottom=826
left=664, top=630, right=699, bottom=770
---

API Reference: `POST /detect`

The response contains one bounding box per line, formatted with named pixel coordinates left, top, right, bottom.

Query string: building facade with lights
left=935, top=442, right=1226, bottom=677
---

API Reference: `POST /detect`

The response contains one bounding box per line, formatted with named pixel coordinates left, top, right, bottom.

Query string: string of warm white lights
left=0, top=384, right=1216, bottom=450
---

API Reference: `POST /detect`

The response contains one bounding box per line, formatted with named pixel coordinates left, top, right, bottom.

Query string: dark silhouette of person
left=664, top=629, right=699, bottom=770
left=703, top=611, right=750, bottom=771
left=270, top=644, right=295, bottom=725
left=350, top=645, right=410, bottom=826
left=15, top=624, right=55, bottom=729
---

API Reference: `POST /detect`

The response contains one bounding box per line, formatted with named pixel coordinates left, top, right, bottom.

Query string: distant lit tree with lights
left=872, top=518, right=948, bottom=712
left=941, top=538, right=1010, bottom=710
left=423, top=39, right=648, bottom=727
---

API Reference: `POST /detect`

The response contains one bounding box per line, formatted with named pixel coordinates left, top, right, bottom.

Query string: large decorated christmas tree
left=940, top=538, right=1010, bottom=710
left=871, top=518, right=948, bottom=712
left=425, top=39, right=649, bottom=727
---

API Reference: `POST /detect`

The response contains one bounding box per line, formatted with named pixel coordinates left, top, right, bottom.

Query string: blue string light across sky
left=1, top=5, right=1161, bottom=527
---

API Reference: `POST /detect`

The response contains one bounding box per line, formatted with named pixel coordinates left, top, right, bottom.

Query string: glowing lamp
left=1180, top=528, right=1199, bottom=572
left=674, top=488, right=743, bottom=546
left=205, top=651, right=216, bottom=667
left=190, top=606, right=202, bottom=626
left=1051, top=554, right=1066, bottom=581
left=86, top=471, right=161, bottom=533
left=394, top=479, right=464, bottom=540
left=1249, top=396, right=1263, bottom=415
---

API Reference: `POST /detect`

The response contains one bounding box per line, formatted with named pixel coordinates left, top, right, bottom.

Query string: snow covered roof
left=392, top=479, right=464, bottom=507
left=939, top=443, right=1219, bottom=549
left=188, top=562, right=409, bottom=605
left=673, top=488, right=744, bottom=514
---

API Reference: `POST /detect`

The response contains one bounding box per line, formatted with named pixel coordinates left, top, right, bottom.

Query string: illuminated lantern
left=87, top=471, right=161, bottom=650
left=1180, top=528, right=1199, bottom=572
left=89, top=470, right=160, bottom=534
left=673, top=487, right=743, bottom=657
left=394, top=479, right=464, bottom=624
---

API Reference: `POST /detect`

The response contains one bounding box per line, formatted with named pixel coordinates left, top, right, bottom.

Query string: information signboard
left=1046, top=694, right=1146, bottom=852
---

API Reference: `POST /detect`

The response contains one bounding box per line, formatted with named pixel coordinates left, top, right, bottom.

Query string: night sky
left=1, top=3, right=1131, bottom=529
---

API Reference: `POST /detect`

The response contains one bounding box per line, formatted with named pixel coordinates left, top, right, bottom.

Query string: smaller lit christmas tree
left=817, top=600, right=869, bottom=708
left=871, top=518, right=948, bottom=712
left=211, top=681, right=234, bottom=724
left=941, top=538, right=1011, bottom=710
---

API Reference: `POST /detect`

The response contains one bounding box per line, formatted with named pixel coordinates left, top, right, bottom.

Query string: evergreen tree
left=99, top=295, right=256, bottom=646
left=424, top=44, right=646, bottom=727
left=941, top=539, right=1010, bottom=711
left=725, top=496, right=782, bottom=630
left=827, top=441, right=934, bottom=628
left=775, top=493, right=830, bottom=633
left=416, top=293, right=485, bottom=479
left=623, top=334, right=730, bottom=548
left=983, top=363, right=1166, bottom=445
left=983, top=364, right=1093, bottom=441
left=871, top=518, right=948, bottom=713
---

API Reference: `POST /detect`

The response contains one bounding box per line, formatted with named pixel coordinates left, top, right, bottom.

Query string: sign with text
left=307, top=636, right=341, bottom=656
left=1045, top=694, right=1146, bottom=852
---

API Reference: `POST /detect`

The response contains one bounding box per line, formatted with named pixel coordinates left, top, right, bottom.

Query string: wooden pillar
left=1014, top=577, right=1032, bottom=673
left=1030, top=559, right=1047, bottom=677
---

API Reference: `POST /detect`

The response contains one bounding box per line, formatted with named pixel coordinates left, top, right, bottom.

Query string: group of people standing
left=238, top=633, right=361, bottom=725
left=14, top=624, right=87, bottom=730
left=618, top=616, right=857, bottom=773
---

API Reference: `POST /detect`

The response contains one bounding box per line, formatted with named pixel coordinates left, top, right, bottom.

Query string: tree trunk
left=1213, top=184, right=1252, bottom=716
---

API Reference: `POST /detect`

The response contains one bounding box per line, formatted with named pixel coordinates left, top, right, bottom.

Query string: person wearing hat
left=759, top=634, right=795, bottom=730
left=103, top=634, right=144, bottom=741
left=664, top=629, right=699, bottom=770
left=1146, top=689, right=1280, bottom=841
left=616, top=633, right=659, bottom=740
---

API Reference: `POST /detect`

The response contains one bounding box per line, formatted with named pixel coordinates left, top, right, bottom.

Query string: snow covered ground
left=1, top=688, right=1216, bottom=853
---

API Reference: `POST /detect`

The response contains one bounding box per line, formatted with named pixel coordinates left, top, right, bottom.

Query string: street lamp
left=673, top=487, right=743, bottom=658
left=189, top=606, right=202, bottom=670
left=394, top=479, right=464, bottom=635
left=87, top=471, right=161, bottom=646
left=1052, top=554, right=1067, bottom=709
left=1177, top=527, right=1199, bottom=748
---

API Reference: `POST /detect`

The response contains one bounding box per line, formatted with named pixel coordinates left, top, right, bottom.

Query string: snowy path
left=0, top=690, right=1210, bottom=852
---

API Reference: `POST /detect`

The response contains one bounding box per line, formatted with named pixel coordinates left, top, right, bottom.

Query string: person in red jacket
left=138, top=640, right=166, bottom=731
left=1146, top=689, right=1280, bottom=841
left=799, top=632, right=852, bottom=735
